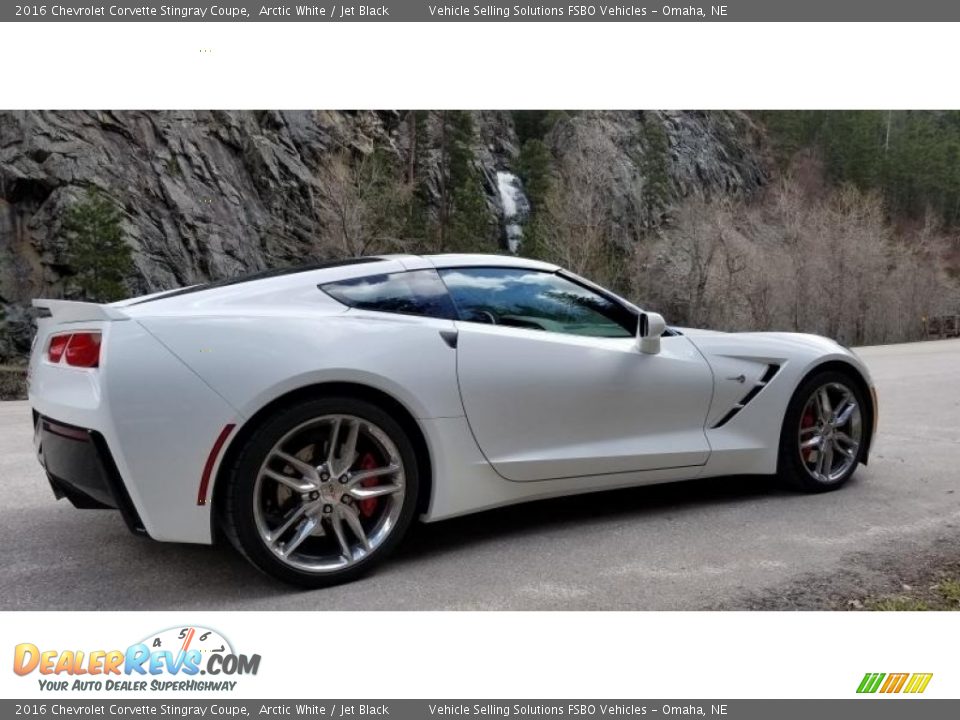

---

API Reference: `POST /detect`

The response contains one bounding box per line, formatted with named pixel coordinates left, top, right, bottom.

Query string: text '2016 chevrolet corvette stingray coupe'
left=28, top=254, right=877, bottom=586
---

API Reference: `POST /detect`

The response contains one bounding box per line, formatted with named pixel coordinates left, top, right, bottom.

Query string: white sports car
left=28, top=254, right=877, bottom=586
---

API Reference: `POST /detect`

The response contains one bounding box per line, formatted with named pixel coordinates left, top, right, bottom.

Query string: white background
left=1, top=611, right=954, bottom=698
left=0, top=19, right=956, bottom=701
left=0, top=22, right=957, bottom=109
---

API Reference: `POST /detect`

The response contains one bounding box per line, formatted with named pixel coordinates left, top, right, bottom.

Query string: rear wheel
left=778, top=370, right=865, bottom=492
left=221, top=396, right=419, bottom=587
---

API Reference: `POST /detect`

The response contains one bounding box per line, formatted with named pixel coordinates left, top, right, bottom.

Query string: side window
left=439, top=268, right=635, bottom=338
left=320, top=269, right=457, bottom=320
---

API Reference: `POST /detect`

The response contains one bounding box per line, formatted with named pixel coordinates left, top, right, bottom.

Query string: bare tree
left=630, top=179, right=956, bottom=346
left=313, top=150, right=411, bottom=258
left=537, top=121, right=623, bottom=285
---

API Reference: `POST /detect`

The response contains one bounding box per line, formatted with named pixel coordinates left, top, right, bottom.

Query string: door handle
left=439, top=329, right=459, bottom=349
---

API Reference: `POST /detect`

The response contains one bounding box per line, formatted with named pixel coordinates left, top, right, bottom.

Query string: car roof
left=115, top=253, right=562, bottom=310
left=420, top=253, right=559, bottom=272
left=376, top=253, right=558, bottom=273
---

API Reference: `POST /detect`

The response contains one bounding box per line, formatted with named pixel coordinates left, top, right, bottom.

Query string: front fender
left=684, top=331, right=874, bottom=477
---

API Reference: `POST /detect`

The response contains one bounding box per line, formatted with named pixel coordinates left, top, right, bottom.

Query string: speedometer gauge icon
left=139, top=626, right=234, bottom=657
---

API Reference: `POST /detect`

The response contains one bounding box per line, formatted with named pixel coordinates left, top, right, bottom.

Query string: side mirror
left=638, top=312, right=666, bottom=354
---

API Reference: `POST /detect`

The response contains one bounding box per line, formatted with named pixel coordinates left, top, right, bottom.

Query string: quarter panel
left=31, top=320, right=240, bottom=544
left=102, top=322, right=241, bottom=543
left=138, top=311, right=464, bottom=422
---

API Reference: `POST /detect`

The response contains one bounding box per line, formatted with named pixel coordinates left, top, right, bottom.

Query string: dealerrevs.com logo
left=13, top=626, right=261, bottom=693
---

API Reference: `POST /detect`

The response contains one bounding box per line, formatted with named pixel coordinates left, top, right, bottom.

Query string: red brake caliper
left=357, top=452, right=379, bottom=518
left=801, top=411, right=816, bottom=461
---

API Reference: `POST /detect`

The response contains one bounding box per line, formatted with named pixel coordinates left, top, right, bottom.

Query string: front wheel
left=221, top=396, right=419, bottom=587
left=778, top=370, right=866, bottom=492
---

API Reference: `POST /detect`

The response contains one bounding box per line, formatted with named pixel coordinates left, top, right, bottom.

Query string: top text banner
left=5, top=1, right=960, bottom=22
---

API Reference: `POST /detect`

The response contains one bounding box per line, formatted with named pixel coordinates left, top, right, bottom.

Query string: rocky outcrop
left=545, top=110, right=768, bottom=232
left=0, top=110, right=768, bottom=361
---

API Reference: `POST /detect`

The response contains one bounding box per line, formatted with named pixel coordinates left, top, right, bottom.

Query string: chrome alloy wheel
left=253, top=414, right=405, bottom=573
left=798, top=381, right=863, bottom=483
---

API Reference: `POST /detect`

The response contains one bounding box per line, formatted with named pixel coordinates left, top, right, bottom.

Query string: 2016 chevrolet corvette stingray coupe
left=29, top=254, right=877, bottom=586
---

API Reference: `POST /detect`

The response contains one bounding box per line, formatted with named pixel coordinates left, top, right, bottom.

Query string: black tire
left=220, top=396, right=419, bottom=588
left=778, top=369, right=867, bottom=493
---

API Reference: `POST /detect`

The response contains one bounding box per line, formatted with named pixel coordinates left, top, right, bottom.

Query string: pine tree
left=437, top=111, right=490, bottom=252
left=513, top=110, right=570, bottom=143
left=516, top=138, right=553, bottom=259
left=62, top=189, right=133, bottom=302
left=518, top=139, right=552, bottom=208
left=754, top=110, right=825, bottom=167
left=757, top=110, right=960, bottom=227
left=638, top=114, right=672, bottom=227
left=821, top=111, right=885, bottom=189
left=403, top=110, right=431, bottom=244
left=512, top=111, right=552, bottom=145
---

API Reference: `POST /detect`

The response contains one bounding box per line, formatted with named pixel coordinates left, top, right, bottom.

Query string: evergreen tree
left=820, top=111, right=885, bottom=189
left=757, top=110, right=960, bottom=228
left=437, top=111, right=490, bottom=252
left=516, top=137, right=553, bottom=259
left=62, top=189, right=133, bottom=302
left=517, top=138, right=552, bottom=207
left=512, top=111, right=552, bottom=145
left=638, top=114, right=672, bottom=227
left=755, top=110, right=825, bottom=168
left=512, top=110, right=570, bottom=144
left=403, top=110, right=431, bottom=244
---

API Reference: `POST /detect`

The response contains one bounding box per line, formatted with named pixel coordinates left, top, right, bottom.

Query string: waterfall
left=495, top=170, right=530, bottom=254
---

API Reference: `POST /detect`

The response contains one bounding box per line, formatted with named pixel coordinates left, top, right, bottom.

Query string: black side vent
left=759, top=363, right=781, bottom=384
left=711, top=363, right=781, bottom=429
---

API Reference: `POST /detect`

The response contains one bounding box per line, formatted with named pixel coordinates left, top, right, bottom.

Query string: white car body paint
left=454, top=328, right=713, bottom=480
left=28, top=254, right=874, bottom=545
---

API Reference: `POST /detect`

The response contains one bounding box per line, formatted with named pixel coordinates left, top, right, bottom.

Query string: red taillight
left=65, top=333, right=101, bottom=367
left=47, top=335, right=70, bottom=363
left=47, top=332, right=101, bottom=368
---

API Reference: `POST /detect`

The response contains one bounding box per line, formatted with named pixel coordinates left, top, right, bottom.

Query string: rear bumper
left=33, top=411, right=146, bottom=535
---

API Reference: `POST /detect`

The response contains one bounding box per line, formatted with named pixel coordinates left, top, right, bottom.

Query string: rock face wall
left=0, top=110, right=768, bottom=360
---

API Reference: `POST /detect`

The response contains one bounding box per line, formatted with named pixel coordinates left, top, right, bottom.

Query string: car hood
left=672, top=326, right=725, bottom=337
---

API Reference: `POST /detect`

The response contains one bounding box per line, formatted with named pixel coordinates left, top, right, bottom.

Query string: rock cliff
left=0, top=110, right=768, bottom=360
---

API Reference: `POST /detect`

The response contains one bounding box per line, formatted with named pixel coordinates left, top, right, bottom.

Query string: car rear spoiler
left=32, top=299, right=130, bottom=323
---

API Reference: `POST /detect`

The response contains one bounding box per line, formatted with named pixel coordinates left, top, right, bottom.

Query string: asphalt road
left=2, top=339, right=958, bottom=610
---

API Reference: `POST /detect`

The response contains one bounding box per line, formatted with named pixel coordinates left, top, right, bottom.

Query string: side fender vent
left=711, top=363, right=781, bottom=429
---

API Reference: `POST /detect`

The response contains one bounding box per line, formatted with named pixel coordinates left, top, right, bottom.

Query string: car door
left=439, top=267, right=714, bottom=482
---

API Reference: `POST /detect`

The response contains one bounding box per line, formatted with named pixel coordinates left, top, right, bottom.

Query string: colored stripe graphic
left=857, top=673, right=885, bottom=693
left=880, top=673, right=909, bottom=693
left=857, top=672, right=932, bottom=694
left=904, top=673, right=933, bottom=694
